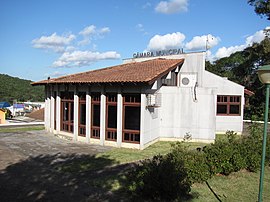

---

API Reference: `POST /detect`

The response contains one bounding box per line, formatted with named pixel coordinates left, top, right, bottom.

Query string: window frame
left=78, top=93, right=86, bottom=137
left=122, top=94, right=141, bottom=144
left=60, top=92, right=74, bottom=133
left=91, top=93, right=101, bottom=139
left=217, top=95, right=241, bottom=116
left=106, top=94, right=117, bottom=141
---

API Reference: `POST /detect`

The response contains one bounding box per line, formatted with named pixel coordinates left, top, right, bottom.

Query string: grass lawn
left=190, top=167, right=270, bottom=202
left=0, top=125, right=45, bottom=133
left=96, top=141, right=207, bottom=164
left=2, top=126, right=268, bottom=201
left=87, top=138, right=270, bottom=201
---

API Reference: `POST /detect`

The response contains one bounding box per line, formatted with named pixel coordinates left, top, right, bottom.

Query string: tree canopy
left=248, top=0, right=270, bottom=20
left=0, top=74, right=44, bottom=103
left=206, top=38, right=270, bottom=119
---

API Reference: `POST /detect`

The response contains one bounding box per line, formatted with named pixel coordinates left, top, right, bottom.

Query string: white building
left=33, top=51, right=244, bottom=149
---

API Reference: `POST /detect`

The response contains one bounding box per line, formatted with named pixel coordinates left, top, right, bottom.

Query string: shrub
left=170, top=142, right=211, bottom=183
left=126, top=154, right=191, bottom=201
left=241, top=123, right=263, bottom=172
left=203, top=131, right=246, bottom=176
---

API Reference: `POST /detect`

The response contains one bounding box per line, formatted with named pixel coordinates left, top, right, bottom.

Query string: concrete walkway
left=0, top=130, right=121, bottom=202
left=0, top=130, right=112, bottom=170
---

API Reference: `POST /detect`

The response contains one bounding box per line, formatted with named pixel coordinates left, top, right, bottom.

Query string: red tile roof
left=32, top=58, right=184, bottom=85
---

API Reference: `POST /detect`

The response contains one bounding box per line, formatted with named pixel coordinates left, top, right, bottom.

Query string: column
left=86, top=87, right=91, bottom=143
left=56, top=86, right=61, bottom=133
left=44, top=98, right=48, bottom=131
left=73, top=87, right=79, bottom=141
left=50, top=86, right=55, bottom=133
left=140, top=93, right=146, bottom=149
left=116, top=90, right=123, bottom=147
left=100, top=88, right=106, bottom=145
left=44, top=86, right=48, bottom=130
left=46, top=86, right=51, bottom=132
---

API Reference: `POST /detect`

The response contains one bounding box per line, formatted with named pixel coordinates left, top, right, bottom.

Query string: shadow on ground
left=0, top=153, right=133, bottom=202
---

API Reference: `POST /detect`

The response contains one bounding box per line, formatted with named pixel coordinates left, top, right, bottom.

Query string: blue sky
left=0, top=0, right=269, bottom=81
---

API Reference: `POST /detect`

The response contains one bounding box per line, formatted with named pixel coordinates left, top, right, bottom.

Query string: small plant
left=183, top=132, right=192, bottom=142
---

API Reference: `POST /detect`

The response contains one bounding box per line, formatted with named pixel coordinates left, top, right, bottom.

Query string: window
left=106, top=94, right=117, bottom=141
left=91, top=93, right=100, bottom=139
left=217, top=95, right=241, bottom=116
left=123, top=94, right=141, bottom=144
left=78, top=93, right=86, bottom=137
left=161, top=71, right=178, bottom=86
left=60, top=92, right=74, bottom=133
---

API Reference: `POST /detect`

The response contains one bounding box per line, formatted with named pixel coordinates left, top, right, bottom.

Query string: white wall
left=204, top=71, right=244, bottom=133
left=159, top=86, right=216, bottom=141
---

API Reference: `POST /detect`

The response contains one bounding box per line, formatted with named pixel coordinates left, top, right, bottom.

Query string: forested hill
left=0, top=74, right=44, bottom=103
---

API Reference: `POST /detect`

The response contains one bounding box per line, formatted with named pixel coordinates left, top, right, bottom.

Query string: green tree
left=206, top=38, right=270, bottom=119
left=248, top=0, right=270, bottom=20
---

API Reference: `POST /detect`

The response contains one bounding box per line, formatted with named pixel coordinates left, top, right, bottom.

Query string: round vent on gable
left=181, top=77, right=190, bottom=85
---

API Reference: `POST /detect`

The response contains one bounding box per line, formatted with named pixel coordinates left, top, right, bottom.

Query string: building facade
left=33, top=52, right=244, bottom=149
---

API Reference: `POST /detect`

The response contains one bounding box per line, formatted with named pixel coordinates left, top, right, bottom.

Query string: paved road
left=0, top=131, right=124, bottom=202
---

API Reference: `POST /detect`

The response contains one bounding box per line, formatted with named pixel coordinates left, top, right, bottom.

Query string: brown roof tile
left=32, top=58, right=184, bottom=85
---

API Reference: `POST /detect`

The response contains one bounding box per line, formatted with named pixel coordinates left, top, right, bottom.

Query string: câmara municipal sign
left=133, top=49, right=183, bottom=58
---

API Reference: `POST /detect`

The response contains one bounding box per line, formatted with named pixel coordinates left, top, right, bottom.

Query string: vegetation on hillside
left=0, top=74, right=44, bottom=103
left=206, top=37, right=270, bottom=119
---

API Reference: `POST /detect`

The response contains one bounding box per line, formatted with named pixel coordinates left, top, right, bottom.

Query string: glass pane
left=124, top=133, right=129, bottom=141
left=230, top=105, right=240, bottom=115
left=93, top=104, right=100, bottom=126
left=108, top=105, right=117, bottom=128
left=80, top=103, right=86, bottom=125
left=107, top=94, right=117, bottom=102
left=70, top=102, right=74, bottom=122
left=217, top=105, right=227, bottom=114
left=124, top=106, right=140, bottom=130
left=124, top=94, right=141, bottom=103
left=63, top=102, right=69, bottom=121
left=135, top=134, right=140, bottom=142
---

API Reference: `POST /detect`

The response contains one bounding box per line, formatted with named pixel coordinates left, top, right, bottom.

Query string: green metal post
left=258, top=83, right=270, bottom=202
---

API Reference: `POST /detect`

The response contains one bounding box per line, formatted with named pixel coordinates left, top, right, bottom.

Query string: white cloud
left=142, top=2, right=151, bottom=9
left=155, top=0, right=188, bottom=14
left=100, top=27, right=111, bottom=34
left=136, top=23, right=148, bottom=35
left=185, top=34, right=220, bottom=51
left=214, top=27, right=267, bottom=60
left=136, top=23, right=144, bottom=31
left=147, top=32, right=185, bottom=51
left=79, top=25, right=96, bottom=36
left=52, top=50, right=121, bottom=68
left=215, top=45, right=245, bottom=59
left=44, top=71, right=66, bottom=78
left=32, top=33, right=75, bottom=53
left=78, top=25, right=111, bottom=45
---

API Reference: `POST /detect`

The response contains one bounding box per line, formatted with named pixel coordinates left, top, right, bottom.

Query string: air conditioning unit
left=180, top=74, right=197, bottom=88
